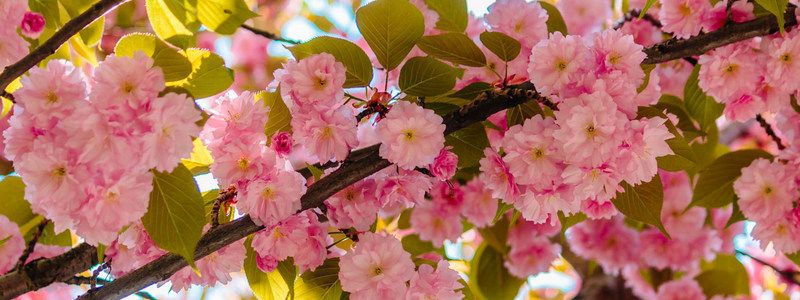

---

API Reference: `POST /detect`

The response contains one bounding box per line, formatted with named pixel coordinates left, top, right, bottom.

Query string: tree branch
left=2, top=5, right=798, bottom=299
left=240, top=24, right=301, bottom=45
left=0, top=0, right=127, bottom=94
left=643, top=5, right=798, bottom=64
left=755, top=114, right=786, bottom=150
left=14, top=219, right=49, bottom=271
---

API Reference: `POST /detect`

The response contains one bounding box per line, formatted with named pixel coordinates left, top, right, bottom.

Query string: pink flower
left=556, top=0, right=611, bottom=35
left=752, top=207, right=800, bottom=253
left=656, top=60, right=694, bottom=97
left=411, top=201, right=463, bottom=247
left=20, top=11, right=45, bottom=39
left=77, top=170, right=153, bottom=245
left=567, top=218, right=640, bottom=274
left=275, top=53, right=346, bottom=109
left=375, top=169, right=433, bottom=214
left=591, top=30, right=646, bottom=85
left=730, top=0, right=755, bottom=23
left=377, top=101, right=445, bottom=169
left=733, top=158, right=795, bottom=222
left=656, top=278, right=705, bottom=300
left=528, top=33, right=590, bottom=96
left=428, top=147, right=458, bottom=181
left=659, top=0, right=712, bottom=39
left=326, top=179, right=381, bottom=231
left=479, top=147, right=520, bottom=202
left=767, top=33, right=800, bottom=94
left=202, top=91, right=269, bottom=148
left=106, top=223, right=165, bottom=277
left=618, top=19, right=663, bottom=47
left=516, top=181, right=580, bottom=224
left=292, top=106, right=357, bottom=163
left=581, top=198, right=618, bottom=219
left=271, top=131, right=293, bottom=157
left=251, top=211, right=328, bottom=272
left=15, top=60, right=87, bottom=118
left=562, top=161, right=622, bottom=202
left=339, top=232, right=415, bottom=299
left=168, top=238, right=246, bottom=292
left=0, top=0, right=27, bottom=25
left=553, top=91, right=627, bottom=165
left=502, top=115, right=562, bottom=188
left=209, top=140, right=273, bottom=187
left=616, top=118, right=674, bottom=185
left=0, top=215, right=24, bottom=274
left=231, top=29, right=270, bottom=68
left=406, top=260, right=463, bottom=300
left=505, top=236, right=561, bottom=278
left=461, top=179, right=499, bottom=228
left=485, top=0, right=548, bottom=51
left=508, top=218, right=562, bottom=241
left=0, top=30, right=28, bottom=69
left=90, top=52, right=165, bottom=109
left=238, top=169, right=307, bottom=227
left=698, top=42, right=760, bottom=102
left=142, top=93, right=201, bottom=172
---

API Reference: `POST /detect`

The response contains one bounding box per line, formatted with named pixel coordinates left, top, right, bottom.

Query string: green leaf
left=445, top=122, right=489, bottom=168
left=402, top=234, right=438, bottom=256
left=684, top=65, right=724, bottom=132
left=754, top=0, right=789, bottom=34
left=197, top=0, right=258, bottom=35
left=0, top=177, right=35, bottom=227
left=355, top=0, right=425, bottom=71
left=696, top=255, right=749, bottom=296
left=479, top=31, right=521, bottom=62
left=181, top=139, right=213, bottom=175
left=142, top=165, right=205, bottom=267
left=418, top=33, right=486, bottom=67
left=639, top=0, right=658, bottom=18
left=506, top=101, right=543, bottom=127
left=255, top=90, right=292, bottom=138
left=423, top=0, right=468, bottom=32
left=288, top=36, right=374, bottom=88
left=558, top=211, right=587, bottom=235
left=539, top=1, right=568, bottom=34
left=611, top=174, right=669, bottom=237
left=638, top=64, right=656, bottom=93
left=36, top=223, right=72, bottom=247
left=114, top=33, right=194, bottom=82
left=294, top=258, right=344, bottom=300
left=245, top=238, right=297, bottom=300
left=691, top=149, right=773, bottom=208
left=477, top=216, right=509, bottom=253
left=170, top=48, right=234, bottom=98
left=145, top=0, right=200, bottom=48
left=450, top=82, right=493, bottom=99
left=469, top=245, right=524, bottom=300
left=399, top=56, right=462, bottom=96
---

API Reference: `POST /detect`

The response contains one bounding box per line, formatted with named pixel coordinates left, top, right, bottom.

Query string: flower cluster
left=4, top=55, right=200, bottom=245
left=0, top=0, right=35, bottom=69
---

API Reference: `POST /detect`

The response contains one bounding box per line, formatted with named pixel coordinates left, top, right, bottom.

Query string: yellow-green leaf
left=170, top=48, right=234, bottom=98
left=244, top=237, right=297, bottom=300
left=145, top=0, right=200, bottom=48
left=611, top=174, right=669, bottom=237
left=293, top=258, right=344, bottom=300
left=639, top=0, right=658, bottom=18
left=691, top=149, right=773, bottom=208
left=754, top=0, right=789, bottom=34
left=539, top=1, right=567, bottom=34
left=142, top=165, right=205, bottom=267
left=181, top=139, right=213, bottom=175
left=479, top=31, right=521, bottom=62
left=684, top=65, right=724, bottom=132
left=423, top=0, right=468, bottom=32
left=255, top=90, right=292, bottom=138
left=418, top=33, right=486, bottom=67
left=469, top=245, right=524, bottom=300
left=197, top=0, right=258, bottom=35
left=114, top=33, right=194, bottom=82
left=399, top=56, right=462, bottom=97
left=445, top=122, right=489, bottom=168
left=0, top=177, right=35, bottom=227
left=355, top=0, right=425, bottom=71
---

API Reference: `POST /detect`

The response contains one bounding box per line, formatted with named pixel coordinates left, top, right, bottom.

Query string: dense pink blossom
left=616, top=117, right=674, bottom=185
left=591, top=30, right=646, bottom=85
left=485, top=0, right=549, bottom=51
left=251, top=211, right=328, bottom=272
left=91, top=52, right=165, bottom=109
left=271, top=131, right=293, bottom=157
left=292, top=106, right=357, bottom=162
left=562, top=161, right=621, bottom=202
left=556, top=0, right=610, bottom=35
left=377, top=101, right=445, bottom=169
left=428, top=147, right=458, bottom=181
left=209, top=140, right=273, bottom=187
left=406, top=260, right=463, bottom=300
left=516, top=180, right=580, bottom=224
left=106, top=223, right=165, bottom=277
left=528, top=33, right=589, bottom=96
left=20, top=11, right=45, bottom=39
left=460, top=179, right=498, bottom=227
left=553, top=91, right=627, bottom=165
left=141, top=93, right=201, bottom=172
left=502, top=115, right=561, bottom=187
left=411, top=200, right=463, bottom=247
left=619, top=18, right=663, bottom=47
left=659, top=0, right=712, bottom=39
left=202, top=91, right=269, bottom=147
left=505, top=236, right=561, bottom=278
left=568, top=218, right=640, bottom=274
left=733, top=158, right=795, bottom=222
left=767, top=32, right=800, bottom=94
left=479, top=147, right=520, bottom=202
left=168, top=237, right=246, bottom=292
left=752, top=207, right=800, bottom=253
left=77, top=170, right=154, bottom=245
left=326, top=179, right=381, bottom=230
left=0, top=215, right=24, bottom=274
left=698, top=42, right=761, bottom=103
left=0, top=0, right=28, bottom=68
left=14, top=60, right=87, bottom=120
left=275, top=53, right=346, bottom=109
left=339, top=232, right=415, bottom=299
left=581, top=198, right=618, bottom=219
left=375, top=169, right=433, bottom=214
left=656, top=278, right=705, bottom=300
left=238, top=168, right=307, bottom=227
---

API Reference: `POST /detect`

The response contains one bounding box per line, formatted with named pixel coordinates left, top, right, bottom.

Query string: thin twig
left=737, top=250, right=800, bottom=286
left=0, top=0, right=127, bottom=93
left=90, top=261, right=110, bottom=290
left=15, top=220, right=49, bottom=271
left=326, top=237, right=348, bottom=249
left=613, top=10, right=663, bottom=30
left=67, top=277, right=156, bottom=300
left=1, top=90, right=15, bottom=103
left=756, top=114, right=786, bottom=150
left=240, top=24, right=301, bottom=45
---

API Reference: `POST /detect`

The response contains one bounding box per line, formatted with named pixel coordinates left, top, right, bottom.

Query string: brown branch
left=643, top=5, right=798, bottom=64
left=3, top=5, right=799, bottom=298
left=240, top=24, right=301, bottom=45
left=210, top=186, right=237, bottom=228
left=756, top=114, right=787, bottom=150
left=613, top=10, right=662, bottom=30
left=737, top=250, right=800, bottom=286
left=0, top=0, right=127, bottom=94
left=0, top=91, right=15, bottom=103
left=14, top=220, right=49, bottom=271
